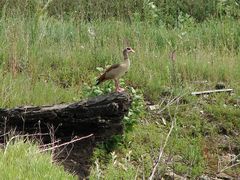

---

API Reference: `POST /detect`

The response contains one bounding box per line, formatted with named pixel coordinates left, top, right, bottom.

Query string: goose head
left=124, top=47, right=135, bottom=54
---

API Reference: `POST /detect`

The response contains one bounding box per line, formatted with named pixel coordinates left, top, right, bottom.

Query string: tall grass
left=0, top=15, right=239, bottom=106
left=1, top=0, right=239, bottom=24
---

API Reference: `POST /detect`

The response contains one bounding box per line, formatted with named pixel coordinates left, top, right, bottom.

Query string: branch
left=39, top=140, right=61, bottom=148
left=157, top=91, right=189, bottom=114
left=191, top=89, right=233, bottom=96
left=148, top=119, right=175, bottom=180
left=39, top=134, right=94, bottom=153
left=218, top=153, right=240, bottom=173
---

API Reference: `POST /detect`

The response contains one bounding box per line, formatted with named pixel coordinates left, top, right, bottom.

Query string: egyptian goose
left=96, top=47, right=135, bottom=92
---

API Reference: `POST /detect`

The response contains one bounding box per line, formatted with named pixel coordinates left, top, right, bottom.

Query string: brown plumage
left=96, top=47, right=135, bottom=92
left=96, top=64, right=120, bottom=85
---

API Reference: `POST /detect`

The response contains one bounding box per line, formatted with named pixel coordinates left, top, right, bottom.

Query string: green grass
left=0, top=11, right=240, bottom=179
left=1, top=0, right=239, bottom=25
left=89, top=92, right=240, bottom=179
left=0, top=16, right=239, bottom=107
left=0, top=138, right=76, bottom=179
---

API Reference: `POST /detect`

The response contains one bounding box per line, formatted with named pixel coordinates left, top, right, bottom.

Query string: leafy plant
left=87, top=75, right=146, bottom=173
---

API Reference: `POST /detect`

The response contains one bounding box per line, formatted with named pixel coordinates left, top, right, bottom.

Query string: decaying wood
left=191, top=89, right=233, bottom=96
left=0, top=92, right=132, bottom=139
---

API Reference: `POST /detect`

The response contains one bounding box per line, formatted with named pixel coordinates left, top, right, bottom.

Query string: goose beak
left=131, top=49, right=135, bottom=53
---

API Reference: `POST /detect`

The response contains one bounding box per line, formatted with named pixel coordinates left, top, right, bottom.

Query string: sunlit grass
left=0, top=16, right=239, bottom=107
left=0, top=13, right=239, bottom=179
left=0, top=139, right=76, bottom=179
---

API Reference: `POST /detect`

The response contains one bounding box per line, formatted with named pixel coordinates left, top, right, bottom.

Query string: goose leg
left=114, top=79, right=124, bottom=92
left=114, top=79, right=119, bottom=92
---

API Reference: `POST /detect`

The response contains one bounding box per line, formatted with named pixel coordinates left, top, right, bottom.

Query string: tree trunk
left=0, top=92, right=132, bottom=139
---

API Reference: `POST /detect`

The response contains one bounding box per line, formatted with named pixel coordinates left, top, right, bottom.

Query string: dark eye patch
left=127, top=47, right=131, bottom=50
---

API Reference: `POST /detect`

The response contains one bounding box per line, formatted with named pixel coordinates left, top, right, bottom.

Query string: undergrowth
left=89, top=91, right=240, bottom=179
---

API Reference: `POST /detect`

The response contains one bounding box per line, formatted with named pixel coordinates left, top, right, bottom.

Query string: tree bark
left=0, top=92, right=132, bottom=139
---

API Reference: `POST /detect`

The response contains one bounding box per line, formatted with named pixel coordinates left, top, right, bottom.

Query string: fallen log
left=0, top=92, right=132, bottom=178
left=191, top=89, right=233, bottom=96
left=0, top=92, right=132, bottom=139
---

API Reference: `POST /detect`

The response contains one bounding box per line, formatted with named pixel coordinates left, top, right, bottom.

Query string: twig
left=218, top=153, right=240, bottom=173
left=39, top=140, right=61, bottom=148
left=219, top=162, right=240, bottom=173
left=56, top=144, right=75, bottom=164
left=158, top=91, right=188, bottom=114
left=3, top=133, right=50, bottom=154
left=0, top=132, right=10, bottom=138
left=149, top=119, right=175, bottom=180
left=47, top=124, right=57, bottom=160
left=1, top=132, right=49, bottom=139
left=20, top=133, right=50, bottom=137
left=3, top=117, right=8, bottom=144
left=39, top=134, right=94, bottom=153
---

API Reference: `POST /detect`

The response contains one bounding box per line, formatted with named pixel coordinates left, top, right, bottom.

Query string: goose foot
left=116, top=87, right=125, bottom=92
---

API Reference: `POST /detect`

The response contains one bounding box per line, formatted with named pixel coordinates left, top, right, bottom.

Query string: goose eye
left=127, top=48, right=131, bottom=50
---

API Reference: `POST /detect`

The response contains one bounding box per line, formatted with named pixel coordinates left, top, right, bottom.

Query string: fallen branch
left=39, top=133, right=94, bottom=153
left=191, top=89, right=233, bottom=96
left=219, top=162, right=240, bottom=174
left=218, top=153, right=240, bottom=173
left=148, top=119, right=175, bottom=180
left=39, top=140, right=61, bottom=148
